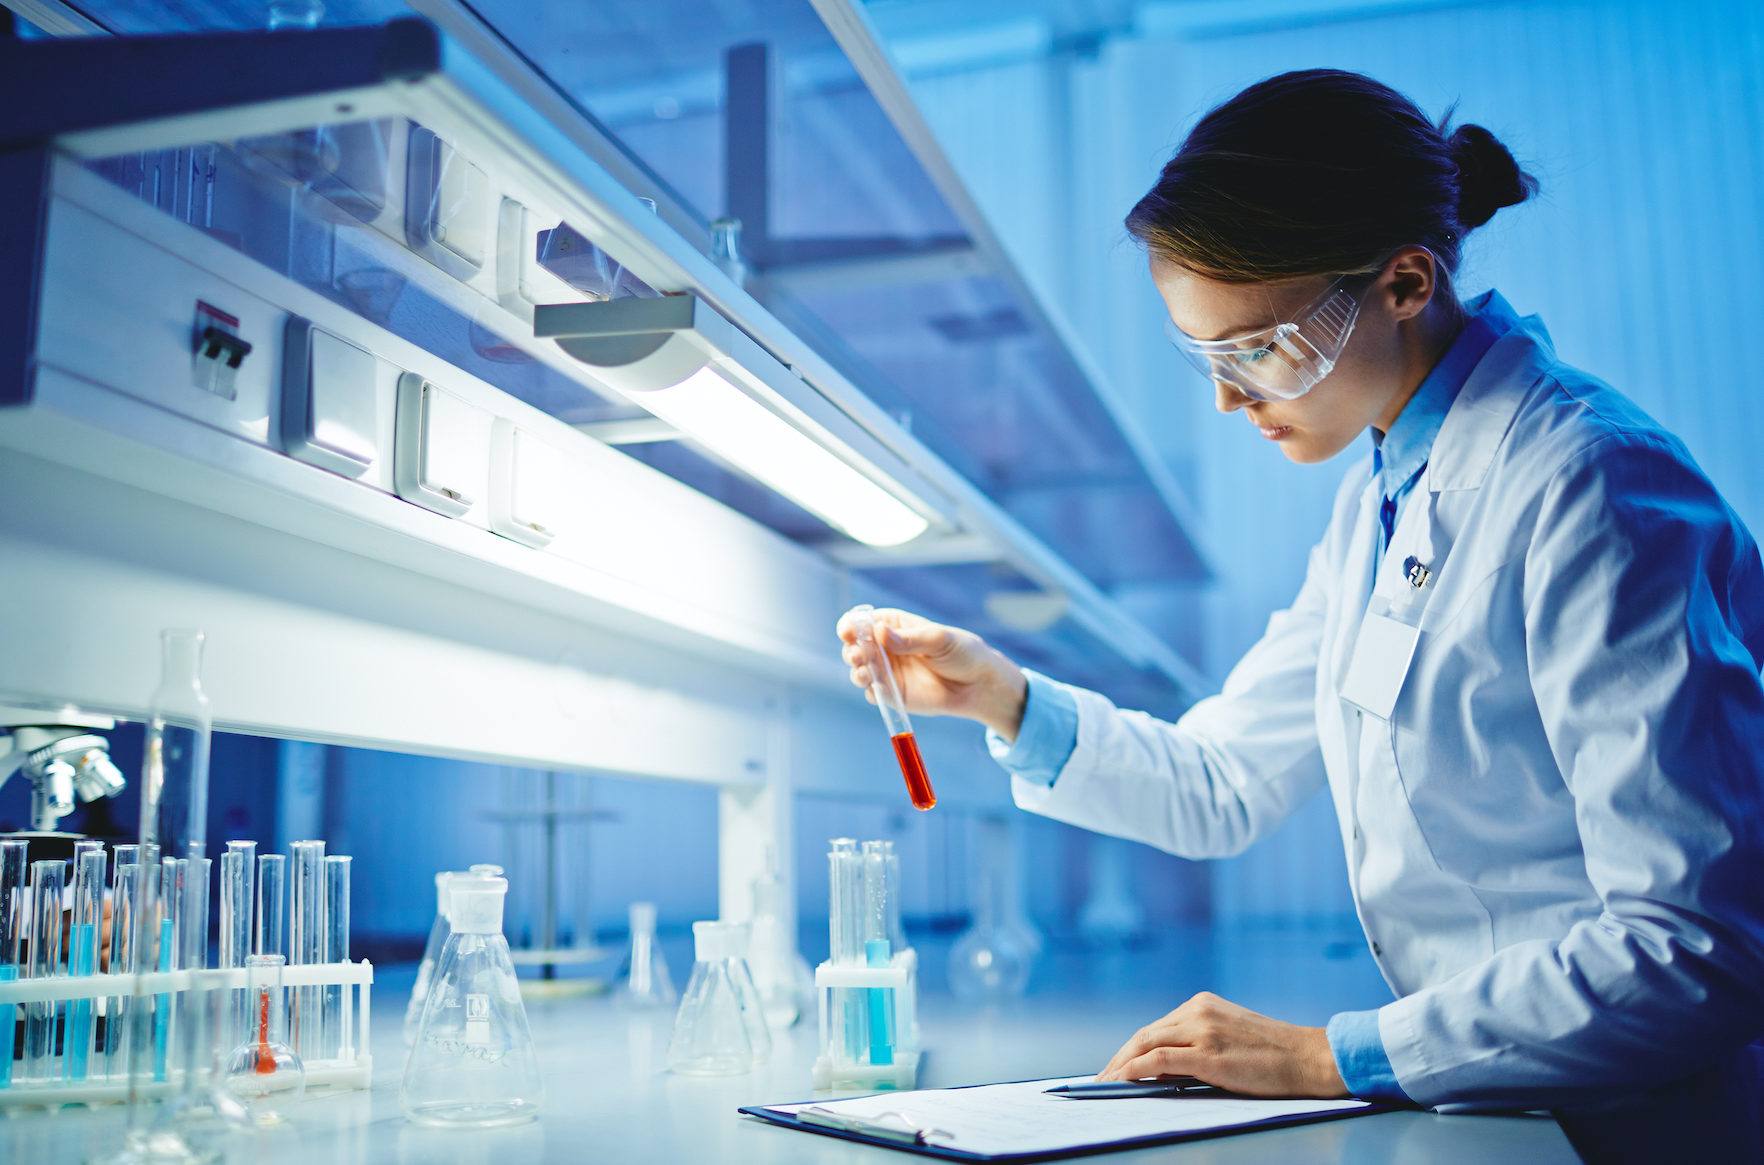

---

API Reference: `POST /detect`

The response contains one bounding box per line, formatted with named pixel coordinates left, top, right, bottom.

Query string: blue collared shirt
left=987, top=298, right=1510, bottom=1104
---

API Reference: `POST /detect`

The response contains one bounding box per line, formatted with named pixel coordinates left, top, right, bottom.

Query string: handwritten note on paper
left=767, top=1077, right=1372, bottom=1157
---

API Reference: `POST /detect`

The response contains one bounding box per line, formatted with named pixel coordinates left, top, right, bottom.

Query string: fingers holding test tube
left=835, top=606, right=1030, bottom=742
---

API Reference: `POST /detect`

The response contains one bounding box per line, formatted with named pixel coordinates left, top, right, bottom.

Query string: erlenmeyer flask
left=405, top=865, right=502, bottom=1045
left=666, top=922, right=767, bottom=1075
left=224, top=954, right=305, bottom=1125
left=616, top=901, right=676, bottom=1008
left=401, top=876, right=542, bottom=1128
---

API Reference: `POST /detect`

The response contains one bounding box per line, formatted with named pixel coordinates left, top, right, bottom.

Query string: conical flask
left=665, top=922, right=768, bottom=1075
left=401, top=876, right=542, bottom=1128
left=404, top=865, right=503, bottom=1045
left=616, top=901, right=676, bottom=1008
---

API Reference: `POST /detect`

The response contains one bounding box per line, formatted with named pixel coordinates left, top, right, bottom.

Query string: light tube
left=635, top=366, right=929, bottom=547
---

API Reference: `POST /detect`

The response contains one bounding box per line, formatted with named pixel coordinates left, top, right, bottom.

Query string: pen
left=1045, top=1077, right=1216, bottom=1098
left=798, top=1106, right=953, bottom=1145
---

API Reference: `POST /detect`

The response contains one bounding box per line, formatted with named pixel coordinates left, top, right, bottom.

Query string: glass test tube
left=65, top=848, right=107, bottom=1082
left=827, top=839, right=866, bottom=1061
left=850, top=605, right=937, bottom=810
left=861, top=841, right=894, bottom=1067
left=881, top=841, right=906, bottom=956
left=257, top=852, right=287, bottom=958
left=220, top=844, right=254, bottom=1054
left=174, top=860, right=214, bottom=1101
left=25, top=859, right=66, bottom=1081
left=107, top=860, right=142, bottom=1078
left=323, top=855, right=352, bottom=1062
left=0, top=840, right=26, bottom=1089
left=289, top=841, right=325, bottom=1058
left=154, top=858, right=183, bottom=1082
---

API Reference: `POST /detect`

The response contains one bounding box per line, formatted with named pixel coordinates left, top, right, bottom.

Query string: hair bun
left=1448, top=123, right=1537, bottom=229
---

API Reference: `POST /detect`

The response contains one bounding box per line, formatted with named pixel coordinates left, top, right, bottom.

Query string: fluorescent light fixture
left=535, top=295, right=932, bottom=547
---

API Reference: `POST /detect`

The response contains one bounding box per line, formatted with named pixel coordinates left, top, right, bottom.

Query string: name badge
left=1339, top=610, right=1421, bottom=720
left=1340, top=555, right=1433, bottom=721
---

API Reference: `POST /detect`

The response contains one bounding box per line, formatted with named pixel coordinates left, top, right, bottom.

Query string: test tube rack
left=810, top=948, right=920, bottom=1091
left=0, top=959, right=373, bottom=1107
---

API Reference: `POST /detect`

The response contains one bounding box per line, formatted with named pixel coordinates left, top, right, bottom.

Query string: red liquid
left=892, top=732, right=937, bottom=810
left=256, top=989, right=274, bottom=1075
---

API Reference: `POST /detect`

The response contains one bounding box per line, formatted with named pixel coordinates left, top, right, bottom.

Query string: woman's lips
left=1257, top=424, right=1294, bottom=440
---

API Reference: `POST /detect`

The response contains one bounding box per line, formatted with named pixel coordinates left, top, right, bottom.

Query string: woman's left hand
left=1096, top=992, right=1352, bottom=1099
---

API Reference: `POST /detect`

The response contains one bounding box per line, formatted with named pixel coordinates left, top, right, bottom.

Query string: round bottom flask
left=223, top=954, right=306, bottom=1126
left=401, top=875, right=543, bottom=1128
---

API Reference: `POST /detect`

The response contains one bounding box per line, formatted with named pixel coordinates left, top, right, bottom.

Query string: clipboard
left=740, top=1075, right=1390, bottom=1161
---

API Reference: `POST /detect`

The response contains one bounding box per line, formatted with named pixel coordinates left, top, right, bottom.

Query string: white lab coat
left=1012, top=297, right=1764, bottom=1111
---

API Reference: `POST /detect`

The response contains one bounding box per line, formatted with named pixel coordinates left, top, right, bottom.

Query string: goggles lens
left=1166, top=277, right=1366, bottom=401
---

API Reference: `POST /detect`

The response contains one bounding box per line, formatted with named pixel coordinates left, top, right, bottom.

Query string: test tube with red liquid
left=851, top=605, right=937, bottom=811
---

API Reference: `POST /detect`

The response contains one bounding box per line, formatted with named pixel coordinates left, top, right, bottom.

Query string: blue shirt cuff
left=1326, top=1009, right=1412, bottom=1103
left=984, top=669, right=1079, bottom=787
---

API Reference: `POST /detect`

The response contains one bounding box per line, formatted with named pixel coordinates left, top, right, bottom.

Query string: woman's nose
left=1214, top=377, right=1252, bottom=414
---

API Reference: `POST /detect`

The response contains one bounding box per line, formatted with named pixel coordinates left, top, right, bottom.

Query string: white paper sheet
left=765, top=1076, right=1373, bottom=1157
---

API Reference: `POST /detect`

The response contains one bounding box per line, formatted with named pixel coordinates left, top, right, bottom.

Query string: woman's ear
left=1384, top=246, right=1439, bottom=321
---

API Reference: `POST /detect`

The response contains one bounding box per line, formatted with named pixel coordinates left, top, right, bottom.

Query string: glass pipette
left=850, top=605, right=936, bottom=811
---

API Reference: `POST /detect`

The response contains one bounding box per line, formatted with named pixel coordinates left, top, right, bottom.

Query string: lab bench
left=0, top=934, right=1581, bottom=1164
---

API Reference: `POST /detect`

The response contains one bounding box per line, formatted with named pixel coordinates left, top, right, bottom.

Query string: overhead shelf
left=3, top=6, right=1210, bottom=705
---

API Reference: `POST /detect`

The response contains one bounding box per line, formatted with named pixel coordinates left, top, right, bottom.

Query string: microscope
left=0, top=704, right=128, bottom=855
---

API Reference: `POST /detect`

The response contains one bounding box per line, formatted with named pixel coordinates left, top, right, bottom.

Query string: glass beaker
left=615, top=901, right=676, bottom=1009
left=223, top=954, right=305, bottom=1125
left=401, top=876, right=542, bottom=1128
left=665, top=921, right=770, bottom=1075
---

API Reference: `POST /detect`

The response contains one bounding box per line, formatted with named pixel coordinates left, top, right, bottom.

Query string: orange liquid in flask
left=256, top=989, right=275, bottom=1075
left=892, top=732, right=937, bottom=810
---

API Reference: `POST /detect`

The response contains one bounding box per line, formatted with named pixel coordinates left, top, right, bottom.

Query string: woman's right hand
left=835, top=607, right=1029, bottom=742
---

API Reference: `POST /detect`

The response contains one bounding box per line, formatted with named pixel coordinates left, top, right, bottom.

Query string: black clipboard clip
left=798, top=1106, right=955, bottom=1147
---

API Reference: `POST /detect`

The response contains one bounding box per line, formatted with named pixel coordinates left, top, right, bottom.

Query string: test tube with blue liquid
left=65, top=848, right=106, bottom=1081
left=862, top=841, right=894, bottom=1068
left=0, top=840, right=26, bottom=1088
left=154, top=858, right=183, bottom=1082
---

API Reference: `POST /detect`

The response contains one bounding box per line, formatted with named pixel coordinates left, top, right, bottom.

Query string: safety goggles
left=1165, top=274, right=1371, bottom=402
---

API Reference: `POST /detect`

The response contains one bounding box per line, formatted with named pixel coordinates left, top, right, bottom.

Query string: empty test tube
left=289, top=841, right=325, bottom=1058
left=65, top=848, right=106, bottom=1082
left=221, top=844, right=255, bottom=1053
left=323, top=855, right=352, bottom=1062
left=106, top=859, right=142, bottom=1078
left=257, top=852, right=287, bottom=957
left=0, top=840, right=26, bottom=1089
left=25, top=859, right=66, bottom=1081
left=827, top=839, right=866, bottom=1060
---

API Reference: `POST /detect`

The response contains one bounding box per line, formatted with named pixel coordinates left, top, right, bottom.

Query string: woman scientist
left=837, top=70, right=1764, bottom=1155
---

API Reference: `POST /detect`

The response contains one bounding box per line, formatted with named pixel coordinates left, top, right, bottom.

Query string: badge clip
left=1403, top=555, right=1433, bottom=590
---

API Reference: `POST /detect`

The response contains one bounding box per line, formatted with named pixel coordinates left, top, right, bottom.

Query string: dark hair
left=1125, top=69, right=1538, bottom=283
